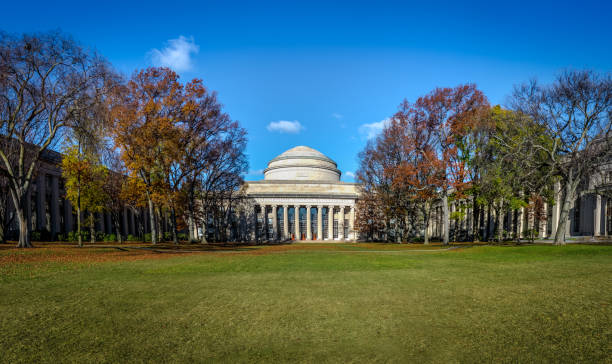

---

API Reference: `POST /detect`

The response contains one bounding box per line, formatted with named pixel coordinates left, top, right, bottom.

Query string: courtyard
left=0, top=242, right=610, bottom=363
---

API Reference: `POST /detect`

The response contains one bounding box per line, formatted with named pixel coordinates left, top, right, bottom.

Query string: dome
left=264, top=146, right=341, bottom=181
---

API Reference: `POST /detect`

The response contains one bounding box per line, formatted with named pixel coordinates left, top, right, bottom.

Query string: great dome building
left=245, top=146, right=359, bottom=241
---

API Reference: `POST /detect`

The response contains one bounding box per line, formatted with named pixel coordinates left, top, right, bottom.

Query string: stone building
left=2, top=149, right=145, bottom=241
left=3, top=144, right=610, bottom=243
left=244, top=146, right=359, bottom=241
left=426, top=167, right=612, bottom=241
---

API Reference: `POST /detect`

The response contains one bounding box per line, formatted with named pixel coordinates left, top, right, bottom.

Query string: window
left=344, top=218, right=349, bottom=238
left=277, top=207, right=284, bottom=237
left=299, top=207, right=307, bottom=240
left=288, top=207, right=295, bottom=239
left=311, top=208, right=317, bottom=239
left=322, top=208, right=329, bottom=239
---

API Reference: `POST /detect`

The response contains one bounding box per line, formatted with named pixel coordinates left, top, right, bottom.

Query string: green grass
left=0, top=244, right=610, bottom=363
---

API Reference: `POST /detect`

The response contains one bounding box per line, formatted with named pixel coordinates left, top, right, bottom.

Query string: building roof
left=264, top=146, right=341, bottom=182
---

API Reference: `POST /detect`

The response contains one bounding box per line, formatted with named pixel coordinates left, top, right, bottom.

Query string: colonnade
left=426, top=186, right=609, bottom=241
left=7, top=169, right=145, bottom=240
left=252, top=204, right=356, bottom=241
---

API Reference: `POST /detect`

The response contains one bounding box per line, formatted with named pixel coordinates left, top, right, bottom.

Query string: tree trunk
left=89, top=212, right=95, bottom=244
left=156, top=207, right=163, bottom=242
left=473, top=203, right=480, bottom=242
left=170, top=207, right=178, bottom=244
left=496, top=206, right=504, bottom=242
left=188, top=212, right=196, bottom=242
left=423, top=209, right=430, bottom=245
left=147, top=197, right=157, bottom=244
left=554, top=180, right=577, bottom=245
left=15, top=203, right=32, bottom=248
left=114, top=218, right=123, bottom=243
left=442, top=191, right=450, bottom=245
left=77, top=207, right=82, bottom=247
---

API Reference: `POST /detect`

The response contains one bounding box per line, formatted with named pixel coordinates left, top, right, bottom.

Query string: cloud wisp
left=149, top=36, right=199, bottom=72
left=247, top=169, right=264, bottom=175
left=345, top=171, right=356, bottom=178
left=266, top=120, right=304, bottom=134
left=332, top=113, right=343, bottom=119
left=359, top=118, right=390, bottom=139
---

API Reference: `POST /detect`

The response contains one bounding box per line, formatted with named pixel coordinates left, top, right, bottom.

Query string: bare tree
left=0, top=31, right=111, bottom=247
left=512, top=70, right=611, bottom=245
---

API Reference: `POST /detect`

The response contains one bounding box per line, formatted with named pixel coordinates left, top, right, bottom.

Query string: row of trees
left=1, top=31, right=248, bottom=248
left=355, top=71, right=611, bottom=245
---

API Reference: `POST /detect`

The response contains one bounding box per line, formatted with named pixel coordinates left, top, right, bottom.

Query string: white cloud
left=359, top=118, right=390, bottom=139
left=247, top=169, right=264, bottom=175
left=149, top=36, right=199, bottom=72
left=266, top=120, right=304, bottom=134
left=345, top=171, right=356, bottom=178
left=332, top=113, right=343, bottom=119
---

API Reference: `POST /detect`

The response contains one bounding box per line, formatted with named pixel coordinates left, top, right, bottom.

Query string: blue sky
left=4, top=0, right=611, bottom=181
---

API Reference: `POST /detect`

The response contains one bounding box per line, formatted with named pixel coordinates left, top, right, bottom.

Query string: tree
left=61, top=145, right=107, bottom=246
left=410, top=85, right=489, bottom=244
left=196, top=129, right=248, bottom=242
left=511, top=70, right=611, bottom=245
left=101, top=149, right=129, bottom=243
left=111, top=67, right=183, bottom=244
left=0, top=31, right=111, bottom=247
left=392, top=100, right=444, bottom=244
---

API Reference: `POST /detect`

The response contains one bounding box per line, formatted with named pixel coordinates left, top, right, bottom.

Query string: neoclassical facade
left=4, top=145, right=611, bottom=243
left=244, top=146, right=359, bottom=241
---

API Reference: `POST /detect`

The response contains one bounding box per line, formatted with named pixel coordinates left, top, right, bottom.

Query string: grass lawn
left=0, top=243, right=610, bottom=363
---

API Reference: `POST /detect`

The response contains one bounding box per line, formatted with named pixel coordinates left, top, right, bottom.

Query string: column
left=551, top=182, right=561, bottom=237
left=306, top=205, right=312, bottom=240
left=26, top=186, right=32, bottom=236
left=450, top=202, right=455, bottom=240
left=263, top=205, right=269, bottom=240
left=328, top=206, right=334, bottom=240
left=283, top=205, right=289, bottom=239
left=594, top=194, right=601, bottom=236
left=294, top=205, right=300, bottom=240
left=317, top=205, right=323, bottom=240
left=252, top=206, right=258, bottom=241
left=272, top=205, right=278, bottom=240
left=339, top=206, right=345, bottom=240
left=350, top=205, right=356, bottom=241
left=517, top=207, right=524, bottom=239
left=36, top=172, right=46, bottom=230
left=539, top=203, right=548, bottom=238
left=50, top=175, right=60, bottom=238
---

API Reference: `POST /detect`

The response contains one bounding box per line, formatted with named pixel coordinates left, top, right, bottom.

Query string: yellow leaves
left=61, top=145, right=108, bottom=213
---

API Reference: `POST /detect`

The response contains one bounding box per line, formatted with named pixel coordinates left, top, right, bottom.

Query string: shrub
left=95, top=231, right=105, bottom=242
left=31, top=230, right=41, bottom=241
left=127, top=234, right=139, bottom=242
left=31, top=229, right=51, bottom=241
left=177, top=233, right=187, bottom=241
left=144, top=233, right=152, bottom=243
left=163, top=232, right=172, bottom=241
left=103, top=234, right=117, bottom=242
left=56, top=233, right=66, bottom=242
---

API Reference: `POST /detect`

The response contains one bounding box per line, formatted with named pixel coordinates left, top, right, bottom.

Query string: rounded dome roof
left=264, top=146, right=341, bottom=181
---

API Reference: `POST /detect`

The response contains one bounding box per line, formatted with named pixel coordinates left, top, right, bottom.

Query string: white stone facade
left=245, top=146, right=359, bottom=241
